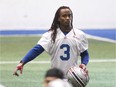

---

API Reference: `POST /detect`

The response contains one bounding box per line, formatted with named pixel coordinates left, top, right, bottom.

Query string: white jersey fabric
left=37, top=28, right=88, bottom=77
left=48, top=79, right=73, bottom=87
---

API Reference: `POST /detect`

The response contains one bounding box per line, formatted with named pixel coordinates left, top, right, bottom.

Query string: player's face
left=58, top=8, right=72, bottom=27
left=44, top=77, right=58, bottom=87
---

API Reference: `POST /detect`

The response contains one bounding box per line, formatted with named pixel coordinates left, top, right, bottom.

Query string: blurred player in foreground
left=44, top=68, right=73, bottom=87
left=13, top=6, right=90, bottom=78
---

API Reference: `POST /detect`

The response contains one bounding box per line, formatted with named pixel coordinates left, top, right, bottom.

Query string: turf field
left=0, top=36, right=116, bottom=87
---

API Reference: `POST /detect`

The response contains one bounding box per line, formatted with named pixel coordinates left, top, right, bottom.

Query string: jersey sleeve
left=37, top=32, right=52, bottom=52
left=79, top=32, right=88, bottom=53
left=80, top=50, right=89, bottom=65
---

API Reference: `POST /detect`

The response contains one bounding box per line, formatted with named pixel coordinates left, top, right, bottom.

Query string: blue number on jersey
left=60, top=44, right=70, bottom=60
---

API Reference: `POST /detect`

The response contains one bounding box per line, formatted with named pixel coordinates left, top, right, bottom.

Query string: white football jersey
left=37, top=28, right=88, bottom=78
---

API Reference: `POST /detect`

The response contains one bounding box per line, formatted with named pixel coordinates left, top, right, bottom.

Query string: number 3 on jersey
left=60, top=44, right=70, bottom=61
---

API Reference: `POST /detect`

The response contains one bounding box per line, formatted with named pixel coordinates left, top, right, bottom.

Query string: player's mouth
left=65, top=20, right=70, bottom=25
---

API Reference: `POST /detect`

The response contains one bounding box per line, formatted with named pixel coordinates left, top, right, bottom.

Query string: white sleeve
left=79, top=32, right=88, bottom=53
left=37, top=32, right=51, bottom=52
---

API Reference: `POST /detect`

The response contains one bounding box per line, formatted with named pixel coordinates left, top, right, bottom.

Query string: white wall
left=0, top=0, right=116, bottom=30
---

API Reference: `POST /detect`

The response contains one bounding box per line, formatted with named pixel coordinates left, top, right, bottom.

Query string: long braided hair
left=48, top=6, right=73, bottom=43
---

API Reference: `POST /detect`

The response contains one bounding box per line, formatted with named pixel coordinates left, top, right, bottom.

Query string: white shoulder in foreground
left=48, top=79, right=73, bottom=87
left=0, top=84, right=5, bottom=87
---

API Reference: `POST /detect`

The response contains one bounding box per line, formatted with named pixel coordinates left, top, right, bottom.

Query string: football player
left=13, top=6, right=89, bottom=78
left=44, top=68, right=72, bottom=87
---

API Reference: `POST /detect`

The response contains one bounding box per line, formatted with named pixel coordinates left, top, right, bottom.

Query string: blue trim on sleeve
left=21, top=44, right=44, bottom=64
left=80, top=50, right=89, bottom=65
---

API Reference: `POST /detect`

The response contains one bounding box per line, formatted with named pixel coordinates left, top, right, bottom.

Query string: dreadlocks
left=49, top=6, right=73, bottom=43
